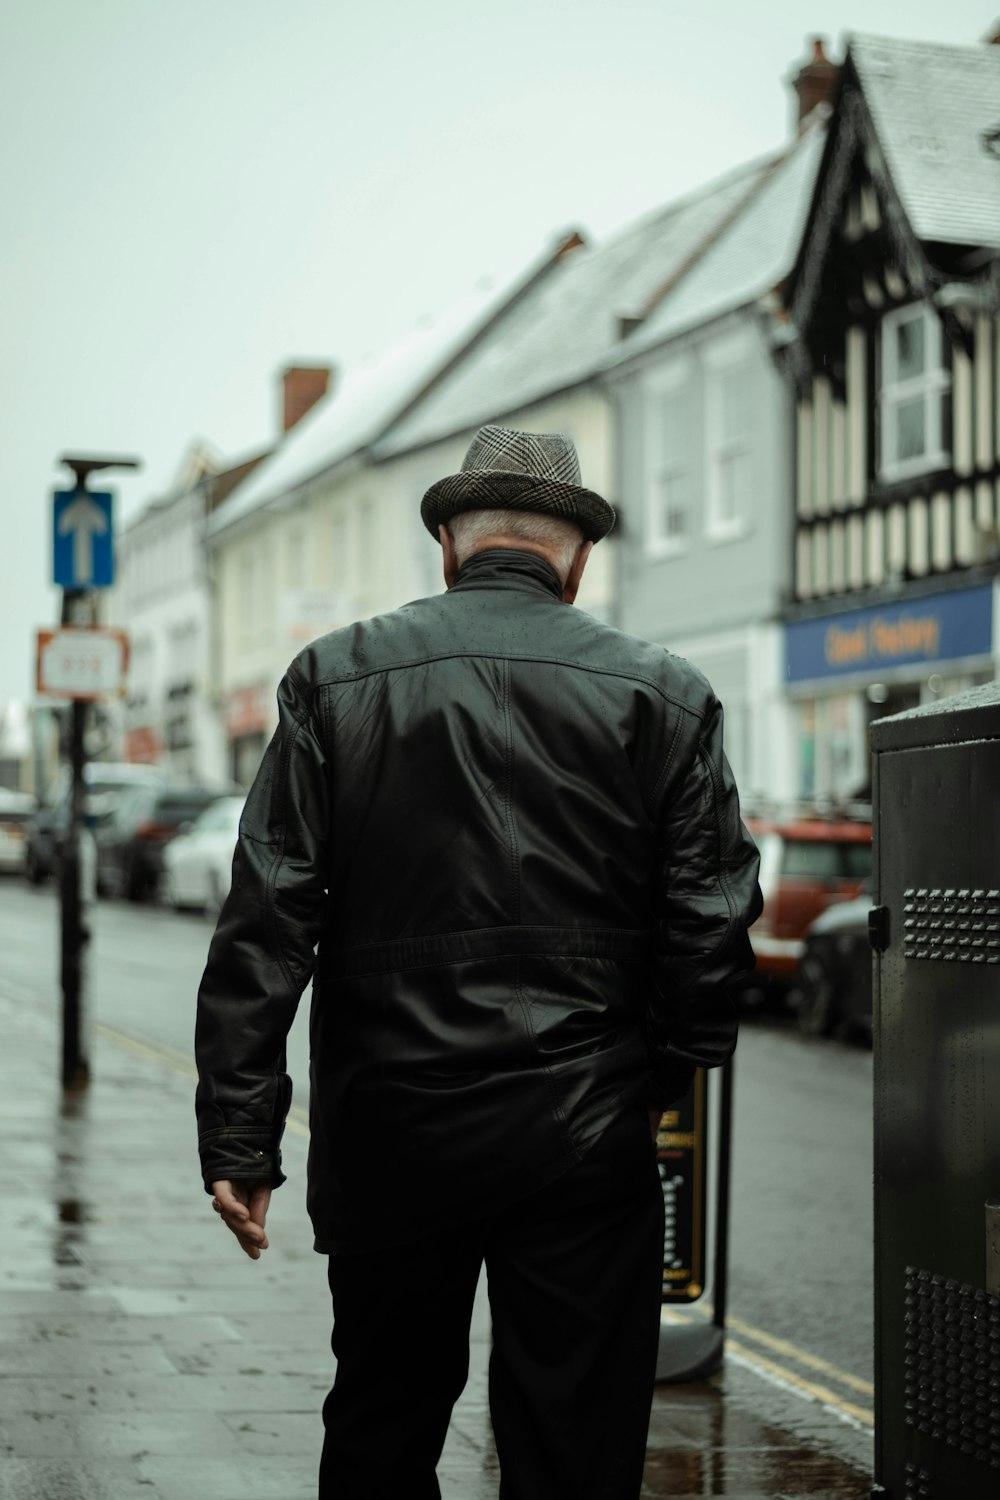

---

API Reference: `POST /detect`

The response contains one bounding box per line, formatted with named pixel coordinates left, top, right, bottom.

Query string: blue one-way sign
left=53, top=489, right=114, bottom=588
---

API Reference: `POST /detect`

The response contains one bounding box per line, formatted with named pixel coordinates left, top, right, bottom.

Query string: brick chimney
left=281, top=364, right=333, bottom=434
left=791, top=37, right=839, bottom=131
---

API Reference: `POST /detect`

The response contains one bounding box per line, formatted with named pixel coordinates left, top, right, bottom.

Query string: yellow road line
left=727, top=1337, right=874, bottom=1428
left=94, top=1021, right=311, bottom=1138
left=727, top=1314, right=874, bottom=1397
left=661, top=1305, right=872, bottom=1403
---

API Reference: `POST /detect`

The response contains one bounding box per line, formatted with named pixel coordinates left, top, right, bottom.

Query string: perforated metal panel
left=903, top=1268, right=1000, bottom=1470
left=903, top=1459, right=932, bottom=1498
left=903, top=889, right=1000, bottom=963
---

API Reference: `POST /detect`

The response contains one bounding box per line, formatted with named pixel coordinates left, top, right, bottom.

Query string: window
left=879, top=303, right=950, bottom=481
left=167, top=620, right=198, bottom=686
left=707, top=361, right=752, bottom=539
left=645, top=366, right=693, bottom=553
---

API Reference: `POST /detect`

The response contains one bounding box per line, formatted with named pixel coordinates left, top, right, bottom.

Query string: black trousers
left=319, top=1104, right=664, bottom=1500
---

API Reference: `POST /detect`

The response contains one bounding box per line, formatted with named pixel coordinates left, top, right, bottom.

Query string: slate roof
left=206, top=252, right=565, bottom=540
left=849, top=32, right=1000, bottom=248
left=376, top=155, right=777, bottom=458
left=605, top=122, right=826, bottom=367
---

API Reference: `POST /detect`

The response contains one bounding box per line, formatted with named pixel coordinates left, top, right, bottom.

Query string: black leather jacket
left=195, top=549, right=762, bottom=1251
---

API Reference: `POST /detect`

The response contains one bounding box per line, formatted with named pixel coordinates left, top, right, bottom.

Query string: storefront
left=223, top=681, right=273, bottom=789
left=785, top=581, right=996, bottom=802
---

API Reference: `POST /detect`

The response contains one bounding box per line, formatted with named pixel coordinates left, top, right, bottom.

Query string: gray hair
left=447, top=508, right=584, bottom=579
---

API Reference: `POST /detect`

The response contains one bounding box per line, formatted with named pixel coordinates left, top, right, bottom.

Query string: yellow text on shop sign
left=825, top=613, right=941, bottom=668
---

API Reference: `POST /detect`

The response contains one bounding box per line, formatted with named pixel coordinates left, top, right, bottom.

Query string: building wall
left=116, top=485, right=227, bottom=783
left=613, top=311, right=796, bottom=801
left=793, top=192, right=1000, bottom=601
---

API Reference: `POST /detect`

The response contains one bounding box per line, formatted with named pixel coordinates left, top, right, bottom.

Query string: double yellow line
left=661, top=1306, right=873, bottom=1428
left=100, top=1013, right=873, bottom=1429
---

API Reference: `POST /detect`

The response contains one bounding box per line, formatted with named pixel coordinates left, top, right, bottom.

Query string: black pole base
left=655, top=1321, right=725, bottom=1384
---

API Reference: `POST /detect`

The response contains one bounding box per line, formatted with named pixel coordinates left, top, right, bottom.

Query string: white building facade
left=116, top=477, right=228, bottom=783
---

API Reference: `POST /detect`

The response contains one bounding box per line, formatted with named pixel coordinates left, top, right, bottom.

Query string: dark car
left=745, top=812, right=872, bottom=990
left=793, top=892, right=873, bottom=1042
left=95, top=783, right=242, bottom=901
left=24, top=763, right=165, bottom=884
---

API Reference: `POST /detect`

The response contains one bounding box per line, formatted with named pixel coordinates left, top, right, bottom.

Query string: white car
left=162, top=795, right=244, bottom=914
left=0, top=789, right=36, bottom=873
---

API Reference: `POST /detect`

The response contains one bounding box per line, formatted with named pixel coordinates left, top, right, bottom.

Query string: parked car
left=745, top=811, right=872, bottom=993
left=95, top=783, right=243, bottom=901
left=0, top=790, right=37, bottom=875
left=24, top=763, right=165, bottom=884
left=794, top=893, right=873, bottom=1042
left=162, top=795, right=244, bottom=914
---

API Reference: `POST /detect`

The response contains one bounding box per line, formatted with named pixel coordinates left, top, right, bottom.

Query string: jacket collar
left=450, top=548, right=563, bottom=601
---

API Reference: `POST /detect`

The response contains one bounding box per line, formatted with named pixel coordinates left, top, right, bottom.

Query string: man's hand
left=210, top=1179, right=272, bottom=1260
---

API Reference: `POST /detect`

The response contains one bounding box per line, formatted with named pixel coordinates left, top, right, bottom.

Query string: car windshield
left=782, top=839, right=872, bottom=882
left=154, top=794, right=225, bottom=826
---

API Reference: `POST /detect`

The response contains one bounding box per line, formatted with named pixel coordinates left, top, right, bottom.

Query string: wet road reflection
left=642, top=1376, right=872, bottom=1498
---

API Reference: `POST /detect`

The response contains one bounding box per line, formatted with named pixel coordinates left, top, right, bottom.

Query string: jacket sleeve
left=195, top=662, right=328, bottom=1191
left=645, top=689, right=762, bottom=1107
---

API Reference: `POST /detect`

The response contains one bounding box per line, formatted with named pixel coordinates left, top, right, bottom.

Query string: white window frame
left=878, top=302, right=950, bottom=482
left=643, top=357, right=695, bottom=557
left=704, top=338, right=754, bottom=543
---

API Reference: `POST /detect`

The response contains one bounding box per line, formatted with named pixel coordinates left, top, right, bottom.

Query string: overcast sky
left=1, top=0, right=995, bottom=700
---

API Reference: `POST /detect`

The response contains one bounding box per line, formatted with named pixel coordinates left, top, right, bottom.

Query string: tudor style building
left=780, top=31, right=1000, bottom=800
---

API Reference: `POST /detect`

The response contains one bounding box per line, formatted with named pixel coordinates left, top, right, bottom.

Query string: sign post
left=50, top=454, right=138, bottom=1089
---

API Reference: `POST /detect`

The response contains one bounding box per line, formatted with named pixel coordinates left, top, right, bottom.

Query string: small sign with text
left=36, top=627, right=129, bottom=701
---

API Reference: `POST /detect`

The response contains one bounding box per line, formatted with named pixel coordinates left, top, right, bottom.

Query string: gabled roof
left=206, top=239, right=578, bottom=540
left=849, top=32, right=1000, bottom=249
left=376, top=154, right=777, bottom=458
left=604, top=122, right=826, bottom=367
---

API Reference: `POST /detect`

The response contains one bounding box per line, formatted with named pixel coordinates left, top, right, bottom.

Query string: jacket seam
left=310, top=651, right=708, bottom=720
left=651, top=707, right=684, bottom=806
left=652, top=741, right=740, bottom=1005
left=333, top=921, right=649, bottom=947
left=263, top=669, right=315, bottom=994
left=199, top=1126, right=274, bottom=1141
left=511, top=957, right=577, bottom=1159
left=501, top=659, right=521, bottom=923
left=320, top=949, right=648, bottom=979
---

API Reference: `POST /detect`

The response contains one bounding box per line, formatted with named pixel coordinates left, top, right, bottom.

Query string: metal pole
left=59, top=587, right=90, bottom=1089
left=712, top=1055, right=735, bottom=1332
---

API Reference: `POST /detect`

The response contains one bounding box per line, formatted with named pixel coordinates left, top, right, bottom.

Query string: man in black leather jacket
left=196, top=424, right=762, bottom=1499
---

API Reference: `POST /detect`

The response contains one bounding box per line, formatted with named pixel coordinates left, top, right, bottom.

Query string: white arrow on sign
left=57, top=494, right=109, bottom=586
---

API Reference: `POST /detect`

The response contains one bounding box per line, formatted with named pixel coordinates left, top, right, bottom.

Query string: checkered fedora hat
left=421, top=424, right=615, bottom=543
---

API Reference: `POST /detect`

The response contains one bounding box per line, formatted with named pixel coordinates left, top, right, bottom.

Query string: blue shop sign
left=786, top=584, right=994, bottom=684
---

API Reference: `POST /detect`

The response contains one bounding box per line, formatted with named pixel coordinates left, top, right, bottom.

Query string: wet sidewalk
left=0, top=981, right=873, bottom=1499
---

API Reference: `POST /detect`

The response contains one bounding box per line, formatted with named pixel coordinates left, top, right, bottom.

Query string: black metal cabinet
left=871, top=682, right=1000, bottom=1500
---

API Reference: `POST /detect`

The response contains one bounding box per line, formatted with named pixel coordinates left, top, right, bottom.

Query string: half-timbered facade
left=781, top=32, right=1000, bottom=800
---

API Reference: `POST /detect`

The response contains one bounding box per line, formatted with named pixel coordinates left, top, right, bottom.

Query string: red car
left=745, top=813, right=872, bottom=985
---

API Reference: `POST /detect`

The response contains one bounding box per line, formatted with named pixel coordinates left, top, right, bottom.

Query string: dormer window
left=878, top=303, right=950, bottom=482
